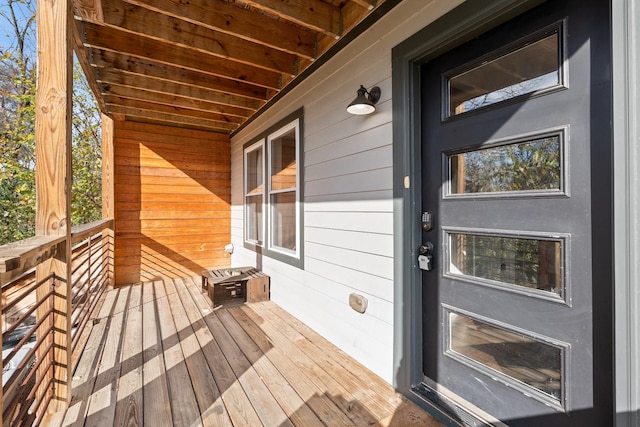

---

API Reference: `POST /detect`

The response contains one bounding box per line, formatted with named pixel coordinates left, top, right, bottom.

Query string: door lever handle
left=419, top=242, right=434, bottom=255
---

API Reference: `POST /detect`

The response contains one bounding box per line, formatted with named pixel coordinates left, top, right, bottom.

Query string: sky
left=0, top=0, right=36, bottom=56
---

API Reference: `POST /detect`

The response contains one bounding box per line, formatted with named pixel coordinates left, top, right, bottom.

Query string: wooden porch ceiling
left=72, top=0, right=393, bottom=135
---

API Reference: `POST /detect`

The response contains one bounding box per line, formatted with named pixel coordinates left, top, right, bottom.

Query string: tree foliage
left=0, top=0, right=102, bottom=245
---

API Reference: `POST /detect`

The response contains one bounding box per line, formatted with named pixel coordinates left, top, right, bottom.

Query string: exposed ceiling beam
left=104, top=96, right=243, bottom=124
left=81, top=22, right=284, bottom=90
left=96, top=69, right=261, bottom=111
left=107, top=105, right=239, bottom=133
left=240, top=0, right=342, bottom=37
left=97, top=0, right=300, bottom=76
left=102, top=85, right=253, bottom=119
left=124, top=0, right=318, bottom=58
left=90, top=49, right=271, bottom=100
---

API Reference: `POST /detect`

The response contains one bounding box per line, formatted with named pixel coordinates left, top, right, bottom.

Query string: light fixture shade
left=347, top=85, right=381, bottom=115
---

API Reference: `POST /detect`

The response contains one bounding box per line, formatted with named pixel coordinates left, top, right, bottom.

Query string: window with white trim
left=244, top=141, right=264, bottom=245
left=243, top=110, right=303, bottom=267
left=268, top=119, right=299, bottom=256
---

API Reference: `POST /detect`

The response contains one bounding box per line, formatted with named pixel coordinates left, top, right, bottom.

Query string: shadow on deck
left=47, top=276, right=441, bottom=427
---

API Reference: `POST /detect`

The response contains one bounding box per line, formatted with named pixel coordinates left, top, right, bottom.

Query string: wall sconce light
left=346, top=85, right=381, bottom=115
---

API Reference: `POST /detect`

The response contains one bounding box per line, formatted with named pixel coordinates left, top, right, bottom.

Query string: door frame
left=611, top=1, right=640, bottom=426
left=391, top=0, right=637, bottom=424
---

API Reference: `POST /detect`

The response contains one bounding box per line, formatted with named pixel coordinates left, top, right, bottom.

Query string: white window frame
left=267, top=118, right=300, bottom=258
left=243, top=140, right=265, bottom=246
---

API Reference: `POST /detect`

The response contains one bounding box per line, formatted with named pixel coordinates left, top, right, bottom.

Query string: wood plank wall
left=113, top=121, right=231, bottom=285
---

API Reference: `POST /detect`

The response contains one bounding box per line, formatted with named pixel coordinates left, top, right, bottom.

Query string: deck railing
left=0, top=219, right=113, bottom=426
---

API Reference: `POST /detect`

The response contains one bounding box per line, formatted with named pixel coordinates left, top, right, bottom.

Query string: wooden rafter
left=240, top=0, right=342, bottom=37
left=91, top=50, right=270, bottom=100
left=102, top=85, right=254, bottom=118
left=107, top=106, right=239, bottom=132
left=81, top=22, right=284, bottom=89
left=103, top=95, right=245, bottom=124
left=97, top=69, right=261, bottom=111
left=97, top=0, right=300, bottom=76
left=124, top=0, right=319, bottom=57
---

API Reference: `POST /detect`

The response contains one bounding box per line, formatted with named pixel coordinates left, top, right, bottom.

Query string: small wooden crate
left=246, top=271, right=270, bottom=303
left=201, top=267, right=270, bottom=307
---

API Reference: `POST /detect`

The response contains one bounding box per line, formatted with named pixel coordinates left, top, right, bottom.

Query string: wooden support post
left=35, top=0, right=73, bottom=412
left=101, top=114, right=115, bottom=287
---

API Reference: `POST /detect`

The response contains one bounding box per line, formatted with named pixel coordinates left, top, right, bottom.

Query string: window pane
left=271, top=191, right=296, bottom=251
left=449, top=135, right=561, bottom=194
left=245, top=194, right=263, bottom=243
left=448, top=33, right=559, bottom=116
left=270, top=128, right=297, bottom=191
left=449, top=233, right=562, bottom=295
left=449, top=312, right=562, bottom=401
left=246, top=147, right=263, bottom=196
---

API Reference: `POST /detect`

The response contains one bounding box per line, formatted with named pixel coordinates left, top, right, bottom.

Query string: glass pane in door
left=448, top=311, right=564, bottom=402
left=448, top=232, right=563, bottom=296
left=448, top=134, right=563, bottom=195
left=447, top=32, right=561, bottom=116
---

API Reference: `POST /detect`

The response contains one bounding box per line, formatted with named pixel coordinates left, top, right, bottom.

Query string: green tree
left=0, top=0, right=37, bottom=244
left=71, top=63, right=102, bottom=226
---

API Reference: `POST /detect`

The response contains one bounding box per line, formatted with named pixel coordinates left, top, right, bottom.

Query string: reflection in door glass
left=447, top=32, right=560, bottom=116
left=449, top=135, right=561, bottom=194
left=449, top=233, right=562, bottom=295
left=448, top=312, right=563, bottom=401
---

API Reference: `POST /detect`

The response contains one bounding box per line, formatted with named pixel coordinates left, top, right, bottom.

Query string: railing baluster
left=49, top=273, right=56, bottom=401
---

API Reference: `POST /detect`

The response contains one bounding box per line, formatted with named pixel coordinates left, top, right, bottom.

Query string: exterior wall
left=114, top=121, right=231, bottom=285
left=230, top=0, right=462, bottom=383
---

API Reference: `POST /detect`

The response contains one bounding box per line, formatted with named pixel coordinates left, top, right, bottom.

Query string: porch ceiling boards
left=72, top=0, right=390, bottom=134
left=58, top=276, right=441, bottom=426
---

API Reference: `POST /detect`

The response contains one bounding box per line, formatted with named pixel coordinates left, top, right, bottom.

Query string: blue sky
left=0, top=0, right=36, bottom=55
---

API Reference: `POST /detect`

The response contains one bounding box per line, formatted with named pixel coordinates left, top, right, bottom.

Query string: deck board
left=56, top=276, right=443, bottom=427
left=113, top=283, right=143, bottom=427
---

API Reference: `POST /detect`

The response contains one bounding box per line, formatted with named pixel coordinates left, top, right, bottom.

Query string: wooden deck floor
left=52, top=276, right=442, bottom=427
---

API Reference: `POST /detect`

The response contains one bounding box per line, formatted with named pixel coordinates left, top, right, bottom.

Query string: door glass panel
left=448, top=135, right=562, bottom=195
left=447, top=32, right=560, bottom=116
left=448, top=312, right=563, bottom=402
left=448, top=233, right=563, bottom=296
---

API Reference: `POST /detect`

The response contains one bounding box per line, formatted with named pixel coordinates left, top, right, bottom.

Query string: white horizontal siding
left=306, top=123, right=391, bottom=167
left=304, top=193, right=393, bottom=211
left=306, top=144, right=392, bottom=182
left=305, top=211, right=393, bottom=234
left=305, top=227, right=393, bottom=258
left=229, top=0, right=464, bottom=383
left=306, top=242, right=393, bottom=280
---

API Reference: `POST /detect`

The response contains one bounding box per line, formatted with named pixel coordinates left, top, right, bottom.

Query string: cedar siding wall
left=114, top=121, right=231, bottom=285
left=230, top=0, right=462, bottom=383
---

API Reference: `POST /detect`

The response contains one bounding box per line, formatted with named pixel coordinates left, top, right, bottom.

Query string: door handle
left=419, top=242, right=433, bottom=255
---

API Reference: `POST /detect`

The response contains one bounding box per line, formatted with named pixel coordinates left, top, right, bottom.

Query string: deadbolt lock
left=421, top=211, right=433, bottom=232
